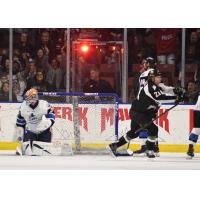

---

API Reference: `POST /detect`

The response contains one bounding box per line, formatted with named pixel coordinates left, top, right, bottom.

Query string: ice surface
left=0, top=151, right=200, bottom=170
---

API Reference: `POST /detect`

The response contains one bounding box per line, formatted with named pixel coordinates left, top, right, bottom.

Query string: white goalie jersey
left=16, top=100, right=55, bottom=134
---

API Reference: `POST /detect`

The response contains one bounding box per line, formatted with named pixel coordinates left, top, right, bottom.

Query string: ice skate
left=146, top=150, right=156, bottom=158
left=107, top=143, right=118, bottom=157
left=186, top=144, right=194, bottom=159
left=154, top=144, right=160, bottom=157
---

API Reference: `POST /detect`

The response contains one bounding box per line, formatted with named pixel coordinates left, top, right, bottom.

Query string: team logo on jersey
left=29, top=113, right=39, bottom=124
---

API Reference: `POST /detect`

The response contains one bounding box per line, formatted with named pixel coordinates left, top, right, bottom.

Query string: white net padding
left=39, top=92, right=119, bottom=154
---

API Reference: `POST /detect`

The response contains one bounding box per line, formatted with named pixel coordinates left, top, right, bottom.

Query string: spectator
left=21, top=60, right=37, bottom=82
left=50, top=29, right=65, bottom=55
left=184, top=80, right=198, bottom=103
left=12, top=61, right=26, bottom=98
left=0, top=82, right=17, bottom=101
left=46, top=59, right=62, bottom=91
left=56, top=53, right=66, bottom=72
left=35, top=48, right=50, bottom=73
left=0, top=48, right=7, bottom=73
left=0, top=82, right=9, bottom=101
left=151, top=28, right=180, bottom=64
left=56, top=53, right=66, bottom=88
left=36, top=30, right=55, bottom=59
left=1, top=58, right=10, bottom=76
left=0, top=74, right=8, bottom=90
left=14, top=32, right=34, bottom=57
left=25, top=69, right=47, bottom=92
left=185, top=31, right=200, bottom=64
left=83, top=68, right=115, bottom=93
left=13, top=79, right=24, bottom=102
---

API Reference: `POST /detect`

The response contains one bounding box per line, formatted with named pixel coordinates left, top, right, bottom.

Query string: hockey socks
left=146, top=138, right=156, bottom=158
left=187, top=133, right=198, bottom=158
left=189, top=133, right=198, bottom=143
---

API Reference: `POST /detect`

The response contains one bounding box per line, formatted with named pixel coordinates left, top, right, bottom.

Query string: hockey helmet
left=24, top=88, right=38, bottom=105
left=149, top=69, right=162, bottom=78
left=144, top=57, right=157, bottom=69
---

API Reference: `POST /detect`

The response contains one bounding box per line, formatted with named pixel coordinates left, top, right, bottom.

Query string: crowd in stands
left=0, top=28, right=199, bottom=103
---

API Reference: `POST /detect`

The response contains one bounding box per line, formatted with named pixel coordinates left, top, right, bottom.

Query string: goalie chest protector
left=20, top=100, right=50, bottom=126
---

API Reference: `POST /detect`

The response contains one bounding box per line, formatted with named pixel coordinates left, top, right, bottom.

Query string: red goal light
left=81, top=45, right=89, bottom=53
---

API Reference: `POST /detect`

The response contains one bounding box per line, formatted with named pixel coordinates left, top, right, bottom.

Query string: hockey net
left=38, top=92, right=119, bottom=154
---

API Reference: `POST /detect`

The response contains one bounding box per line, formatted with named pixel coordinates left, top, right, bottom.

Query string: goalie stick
left=115, top=102, right=180, bottom=156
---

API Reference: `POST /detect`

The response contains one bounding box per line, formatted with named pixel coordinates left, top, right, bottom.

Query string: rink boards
left=0, top=103, right=199, bottom=152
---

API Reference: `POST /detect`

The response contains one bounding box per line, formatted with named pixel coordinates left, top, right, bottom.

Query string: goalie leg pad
left=189, top=133, right=199, bottom=143
left=13, top=127, right=24, bottom=142
left=22, top=141, right=33, bottom=156
left=32, top=141, right=73, bottom=156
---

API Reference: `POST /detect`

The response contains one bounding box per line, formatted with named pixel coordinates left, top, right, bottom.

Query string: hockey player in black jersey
left=108, top=69, right=181, bottom=158
left=133, top=57, right=179, bottom=155
left=133, top=57, right=157, bottom=154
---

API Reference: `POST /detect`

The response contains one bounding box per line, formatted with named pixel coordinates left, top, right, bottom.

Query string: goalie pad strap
left=23, top=141, right=73, bottom=156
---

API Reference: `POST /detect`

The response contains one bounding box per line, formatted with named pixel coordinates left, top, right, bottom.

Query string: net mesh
left=39, top=92, right=118, bottom=154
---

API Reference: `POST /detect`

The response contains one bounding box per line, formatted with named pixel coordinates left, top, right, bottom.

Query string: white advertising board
left=0, top=103, right=195, bottom=145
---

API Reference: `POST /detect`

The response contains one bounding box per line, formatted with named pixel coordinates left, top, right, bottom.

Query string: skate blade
left=132, top=153, right=146, bottom=157
left=186, top=155, right=193, bottom=160
left=115, top=149, right=133, bottom=157
left=155, top=153, right=160, bottom=157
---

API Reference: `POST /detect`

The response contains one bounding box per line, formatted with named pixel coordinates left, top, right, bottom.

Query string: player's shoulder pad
left=140, top=70, right=149, bottom=78
left=39, top=100, right=53, bottom=111
left=19, top=101, right=27, bottom=110
left=140, top=68, right=154, bottom=77
left=41, top=100, right=51, bottom=108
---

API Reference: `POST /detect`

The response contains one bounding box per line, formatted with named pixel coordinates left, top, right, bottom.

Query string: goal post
left=38, top=92, right=119, bottom=154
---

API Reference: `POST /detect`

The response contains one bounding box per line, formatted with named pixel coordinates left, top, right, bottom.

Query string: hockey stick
left=116, top=102, right=180, bottom=156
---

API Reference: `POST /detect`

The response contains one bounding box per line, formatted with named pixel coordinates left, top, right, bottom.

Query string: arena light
left=112, top=46, right=116, bottom=51
left=81, top=45, right=89, bottom=53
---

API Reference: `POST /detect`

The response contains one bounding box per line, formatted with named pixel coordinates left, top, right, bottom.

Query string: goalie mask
left=24, top=88, right=39, bottom=105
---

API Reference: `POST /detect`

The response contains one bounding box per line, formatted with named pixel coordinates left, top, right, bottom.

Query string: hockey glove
left=173, top=87, right=185, bottom=96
